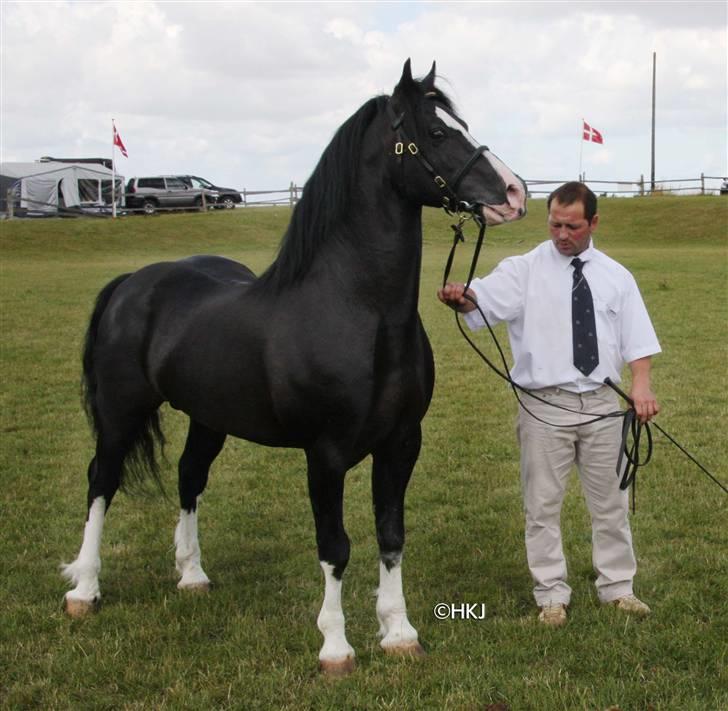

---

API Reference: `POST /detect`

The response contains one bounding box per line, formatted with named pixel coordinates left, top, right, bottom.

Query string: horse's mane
left=252, top=80, right=457, bottom=293
left=253, top=94, right=388, bottom=292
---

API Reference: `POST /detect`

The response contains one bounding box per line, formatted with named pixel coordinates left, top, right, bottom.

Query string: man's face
left=548, top=199, right=598, bottom=256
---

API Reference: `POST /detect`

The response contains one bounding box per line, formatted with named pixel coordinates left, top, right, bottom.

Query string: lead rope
left=605, top=377, right=727, bottom=498
left=442, top=211, right=486, bottom=292
left=443, top=218, right=728, bottom=511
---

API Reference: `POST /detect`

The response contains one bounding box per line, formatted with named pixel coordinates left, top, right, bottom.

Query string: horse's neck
left=335, top=202, right=424, bottom=319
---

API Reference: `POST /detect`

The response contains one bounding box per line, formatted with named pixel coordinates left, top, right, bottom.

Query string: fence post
left=639, top=175, right=645, bottom=196
left=200, top=191, right=207, bottom=212
left=290, top=181, right=294, bottom=207
left=243, top=188, right=247, bottom=207
left=700, top=173, right=705, bottom=195
left=6, top=189, right=14, bottom=219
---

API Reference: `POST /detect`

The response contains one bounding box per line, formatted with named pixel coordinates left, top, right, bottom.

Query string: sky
left=1, top=0, right=726, bottom=195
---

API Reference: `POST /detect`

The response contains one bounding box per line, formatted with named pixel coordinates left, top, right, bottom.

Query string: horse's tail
left=82, top=273, right=131, bottom=430
left=82, top=273, right=166, bottom=493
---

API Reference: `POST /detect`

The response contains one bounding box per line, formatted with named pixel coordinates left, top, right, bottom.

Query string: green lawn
left=1, top=197, right=726, bottom=709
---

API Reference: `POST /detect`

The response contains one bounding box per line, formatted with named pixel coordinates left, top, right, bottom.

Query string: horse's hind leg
left=62, top=435, right=132, bottom=615
left=63, top=365, right=163, bottom=616
left=175, top=420, right=226, bottom=591
left=371, top=425, right=425, bottom=657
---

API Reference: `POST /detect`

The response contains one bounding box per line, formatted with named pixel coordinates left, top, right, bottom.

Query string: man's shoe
left=538, top=602, right=567, bottom=627
left=608, top=594, right=651, bottom=616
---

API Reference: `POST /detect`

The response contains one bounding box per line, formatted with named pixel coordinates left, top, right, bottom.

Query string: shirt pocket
left=593, top=297, right=620, bottom=347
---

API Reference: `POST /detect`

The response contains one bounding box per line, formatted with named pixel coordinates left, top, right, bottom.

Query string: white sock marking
left=317, top=562, right=355, bottom=663
left=175, top=506, right=210, bottom=588
left=61, top=496, right=106, bottom=602
left=376, top=555, right=419, bottom=648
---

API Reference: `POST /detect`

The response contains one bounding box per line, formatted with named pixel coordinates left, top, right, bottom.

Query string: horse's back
left=177, top=255, right=257, bottom=285
left=91, top=255, right=255, bottom=373
left=92, top=256, right=252, bottom=345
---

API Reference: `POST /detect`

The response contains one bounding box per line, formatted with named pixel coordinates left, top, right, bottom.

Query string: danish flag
left=113, top=121, right=128, bottom=157
left=583, top=121, right=603, bottom=144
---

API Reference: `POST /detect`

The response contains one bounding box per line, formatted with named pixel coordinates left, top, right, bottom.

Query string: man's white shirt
left=464, top=240, right=661, bottom=393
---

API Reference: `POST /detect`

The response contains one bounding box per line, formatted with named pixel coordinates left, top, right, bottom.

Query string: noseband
left=386, top=101, right=488, bottom=216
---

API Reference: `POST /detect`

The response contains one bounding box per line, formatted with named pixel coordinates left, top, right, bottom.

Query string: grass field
left=1, top=196, right=727, bottom=710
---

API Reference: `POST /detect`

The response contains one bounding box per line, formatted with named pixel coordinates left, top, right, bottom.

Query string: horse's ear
left=396, top=58, right=415, bottom=91
left=402, top=58, right=413, bottom=82
left=422, top=61, right=437, bottom=90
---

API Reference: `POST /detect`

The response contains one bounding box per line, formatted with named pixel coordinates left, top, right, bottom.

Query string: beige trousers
left=516, top=385, right=636, bottom=606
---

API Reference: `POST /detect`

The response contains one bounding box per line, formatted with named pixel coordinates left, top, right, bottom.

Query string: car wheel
left=221, top=196, right=235, bottom=209
left=143, top=200, right=157, bottom=215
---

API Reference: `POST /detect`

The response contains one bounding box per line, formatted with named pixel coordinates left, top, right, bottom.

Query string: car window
left=194, top=177, right=214, bottom=189
left=165, top=178, right=188, bottom=190
left=138, top=178, right=165, bottom=189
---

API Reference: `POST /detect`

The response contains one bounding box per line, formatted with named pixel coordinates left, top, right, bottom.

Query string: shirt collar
left=576, top=241, right=597, bottom=266
left=548, top=239, right=596, bottom=270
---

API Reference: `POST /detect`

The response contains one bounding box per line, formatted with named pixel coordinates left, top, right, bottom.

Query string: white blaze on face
left=434, top=106, right=526, bottom=224
left=435, top=106, right=480, bottom=149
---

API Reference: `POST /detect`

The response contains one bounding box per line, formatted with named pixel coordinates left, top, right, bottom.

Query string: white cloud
left=1, top=0, right=725, bottom=190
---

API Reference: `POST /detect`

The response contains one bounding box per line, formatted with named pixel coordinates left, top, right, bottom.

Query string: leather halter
left=386, top=101, right=488, bottom=215
left=385, top=103, right=490, bottom=292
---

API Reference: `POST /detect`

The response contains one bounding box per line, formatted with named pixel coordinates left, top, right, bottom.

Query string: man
left=438, top=182, right=660, bottom=627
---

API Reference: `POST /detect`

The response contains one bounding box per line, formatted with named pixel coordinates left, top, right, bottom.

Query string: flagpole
left=578, top=118, right=584, bottom=181
left=651, top=52, right=656, bottom=192
left=111, top=119, right=117, bottom=219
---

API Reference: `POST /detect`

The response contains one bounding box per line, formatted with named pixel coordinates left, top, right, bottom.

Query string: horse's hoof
left=178, top=581, right=210, bottom=593
left=319, top=656, right=356, bottom=676
left=382, top=640, right=426, bottom=658
left=63, top=596, right=99, bottom=617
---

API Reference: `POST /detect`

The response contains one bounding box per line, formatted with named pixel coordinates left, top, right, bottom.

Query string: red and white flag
left=582, top=120, right=603, bottom=144
left=113, top=121, right=128, bottom=157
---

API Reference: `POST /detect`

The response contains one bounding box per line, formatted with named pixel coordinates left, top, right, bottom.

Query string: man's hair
left=547, top=181, right=598, bottom=222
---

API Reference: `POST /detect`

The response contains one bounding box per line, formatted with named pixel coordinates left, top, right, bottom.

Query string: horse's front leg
left=372, top=426, right=425, bottom=657
left=306, top=449, right=355, bottom=675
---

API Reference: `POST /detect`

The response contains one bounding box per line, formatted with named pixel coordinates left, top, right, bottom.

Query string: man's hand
left=629, top=357, right=660, bottom=423
left=437, top=283, right=478, bottom=313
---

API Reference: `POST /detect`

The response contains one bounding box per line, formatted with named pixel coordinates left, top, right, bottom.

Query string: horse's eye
left=430, top=128, right=446, bottom=140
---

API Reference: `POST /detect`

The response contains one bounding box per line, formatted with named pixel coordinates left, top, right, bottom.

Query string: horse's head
left=389, top=60, right=527, bottom=225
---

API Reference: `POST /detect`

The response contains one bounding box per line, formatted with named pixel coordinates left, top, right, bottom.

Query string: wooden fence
left=3, top=175, right=725, bottom=219
left=241, top=175, right=726, bottom=206
left=240, top=182, right=301, bottom=207
left=527, top=174, right=726, bottom=197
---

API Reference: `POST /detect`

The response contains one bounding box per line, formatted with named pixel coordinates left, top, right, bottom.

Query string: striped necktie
left=571, top=257, right=599, bottom=375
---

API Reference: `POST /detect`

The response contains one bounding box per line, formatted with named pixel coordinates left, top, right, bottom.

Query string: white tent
left=0, top=161, right=124, bottom=214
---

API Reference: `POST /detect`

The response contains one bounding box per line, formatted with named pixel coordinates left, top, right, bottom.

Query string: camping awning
left=0, top=161, right=124, bottom=212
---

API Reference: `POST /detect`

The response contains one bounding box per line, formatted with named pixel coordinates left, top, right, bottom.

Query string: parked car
left=176, top=175, right=242, bottom=209
left=125, top=176, right=218, bottom=215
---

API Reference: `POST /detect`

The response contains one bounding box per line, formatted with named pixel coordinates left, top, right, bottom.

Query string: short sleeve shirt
left=463, top=240, right=661, bottom=392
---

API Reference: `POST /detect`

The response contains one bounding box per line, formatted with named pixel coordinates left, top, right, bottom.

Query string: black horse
left=62, top=61, right=526, bottom=673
